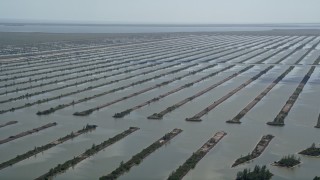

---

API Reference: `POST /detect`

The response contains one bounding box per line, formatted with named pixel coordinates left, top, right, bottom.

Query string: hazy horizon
left=1, top=0, right=320, bottom=24
left=2, top=19, right=320, bottom=26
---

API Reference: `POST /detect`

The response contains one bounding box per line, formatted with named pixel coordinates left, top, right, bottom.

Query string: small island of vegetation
left=273, top=154, right=301, bottom=168
left=236, top=165, right=273, bottom=180
left=232, top=134, right=274, bottom=167
left=299, top=143, right=320, bottom=157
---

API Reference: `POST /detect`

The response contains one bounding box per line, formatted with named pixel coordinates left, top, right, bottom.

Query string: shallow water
left=0, top=34, right=319, bottom=180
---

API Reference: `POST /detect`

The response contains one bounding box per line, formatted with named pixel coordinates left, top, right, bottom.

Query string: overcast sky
left=1, top=0, right=320, bottom=24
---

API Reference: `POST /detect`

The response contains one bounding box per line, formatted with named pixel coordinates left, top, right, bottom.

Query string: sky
left=0, top=0, right=320, bottom=24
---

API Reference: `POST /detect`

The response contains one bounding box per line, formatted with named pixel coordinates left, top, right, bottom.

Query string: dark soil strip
left=54, top=36, right=282, bottom=116
left=0, top=35, right=261, bottom=82
left=227, top=66, right=294, bottom=124
left=1, top=39, right=188, bottom=73
left=240, top=36, right=305, bottom=64
left=316, top=113, right=320, bottom=128
left=0, top=37, right=190, bottom=67
left=148, top=37, right=310, bottom=120
left=0, top=37, right=291, bottom=115
left=0, top=43, right=194, bottom=84
left=34, top=127, right=139, bottom=180
left=99, top=128, right=183, bottom=180
left=0, top=61, right=180, bottom=103
left=0, top=38, right=217, bottom=85
left=0, top=35, right=292, bottom=100
left=5, top=63, right=193, bottom=115
left=1, top=38, right=247, bottom=100
left=0, top=35, right=270, bottom=68
left=148, top=65, right=254, bottom=119
left=1, top=36, right=265, bottom=114
left=73, top=63, right=199, bottom=116
left=226, top=37, right=320, bottom=124
left=0, top=35, right=286, bottom=90
left=0, top=35, right=177, bottom=60
left=254, top=36, right=315, bottom=65
left=0, top=122, right=57, bottom=145
left=167, top=131, right=227, bottom=180
left=0, top=36, right=283, bottom=101
left=250, top=36, right=317, bottom=71
left=0, top=124, right=97, bottom=170
left=313, top=54, right=320, bottom=65
left=0, top=121, right=18, bottom=129
left=267, top=66, right=315, bottom=126
left=114, top=65, right=234, bottom=118
left=294, top=37, right=320, bottom=65
left=186, top=66, right=273, bottom=122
